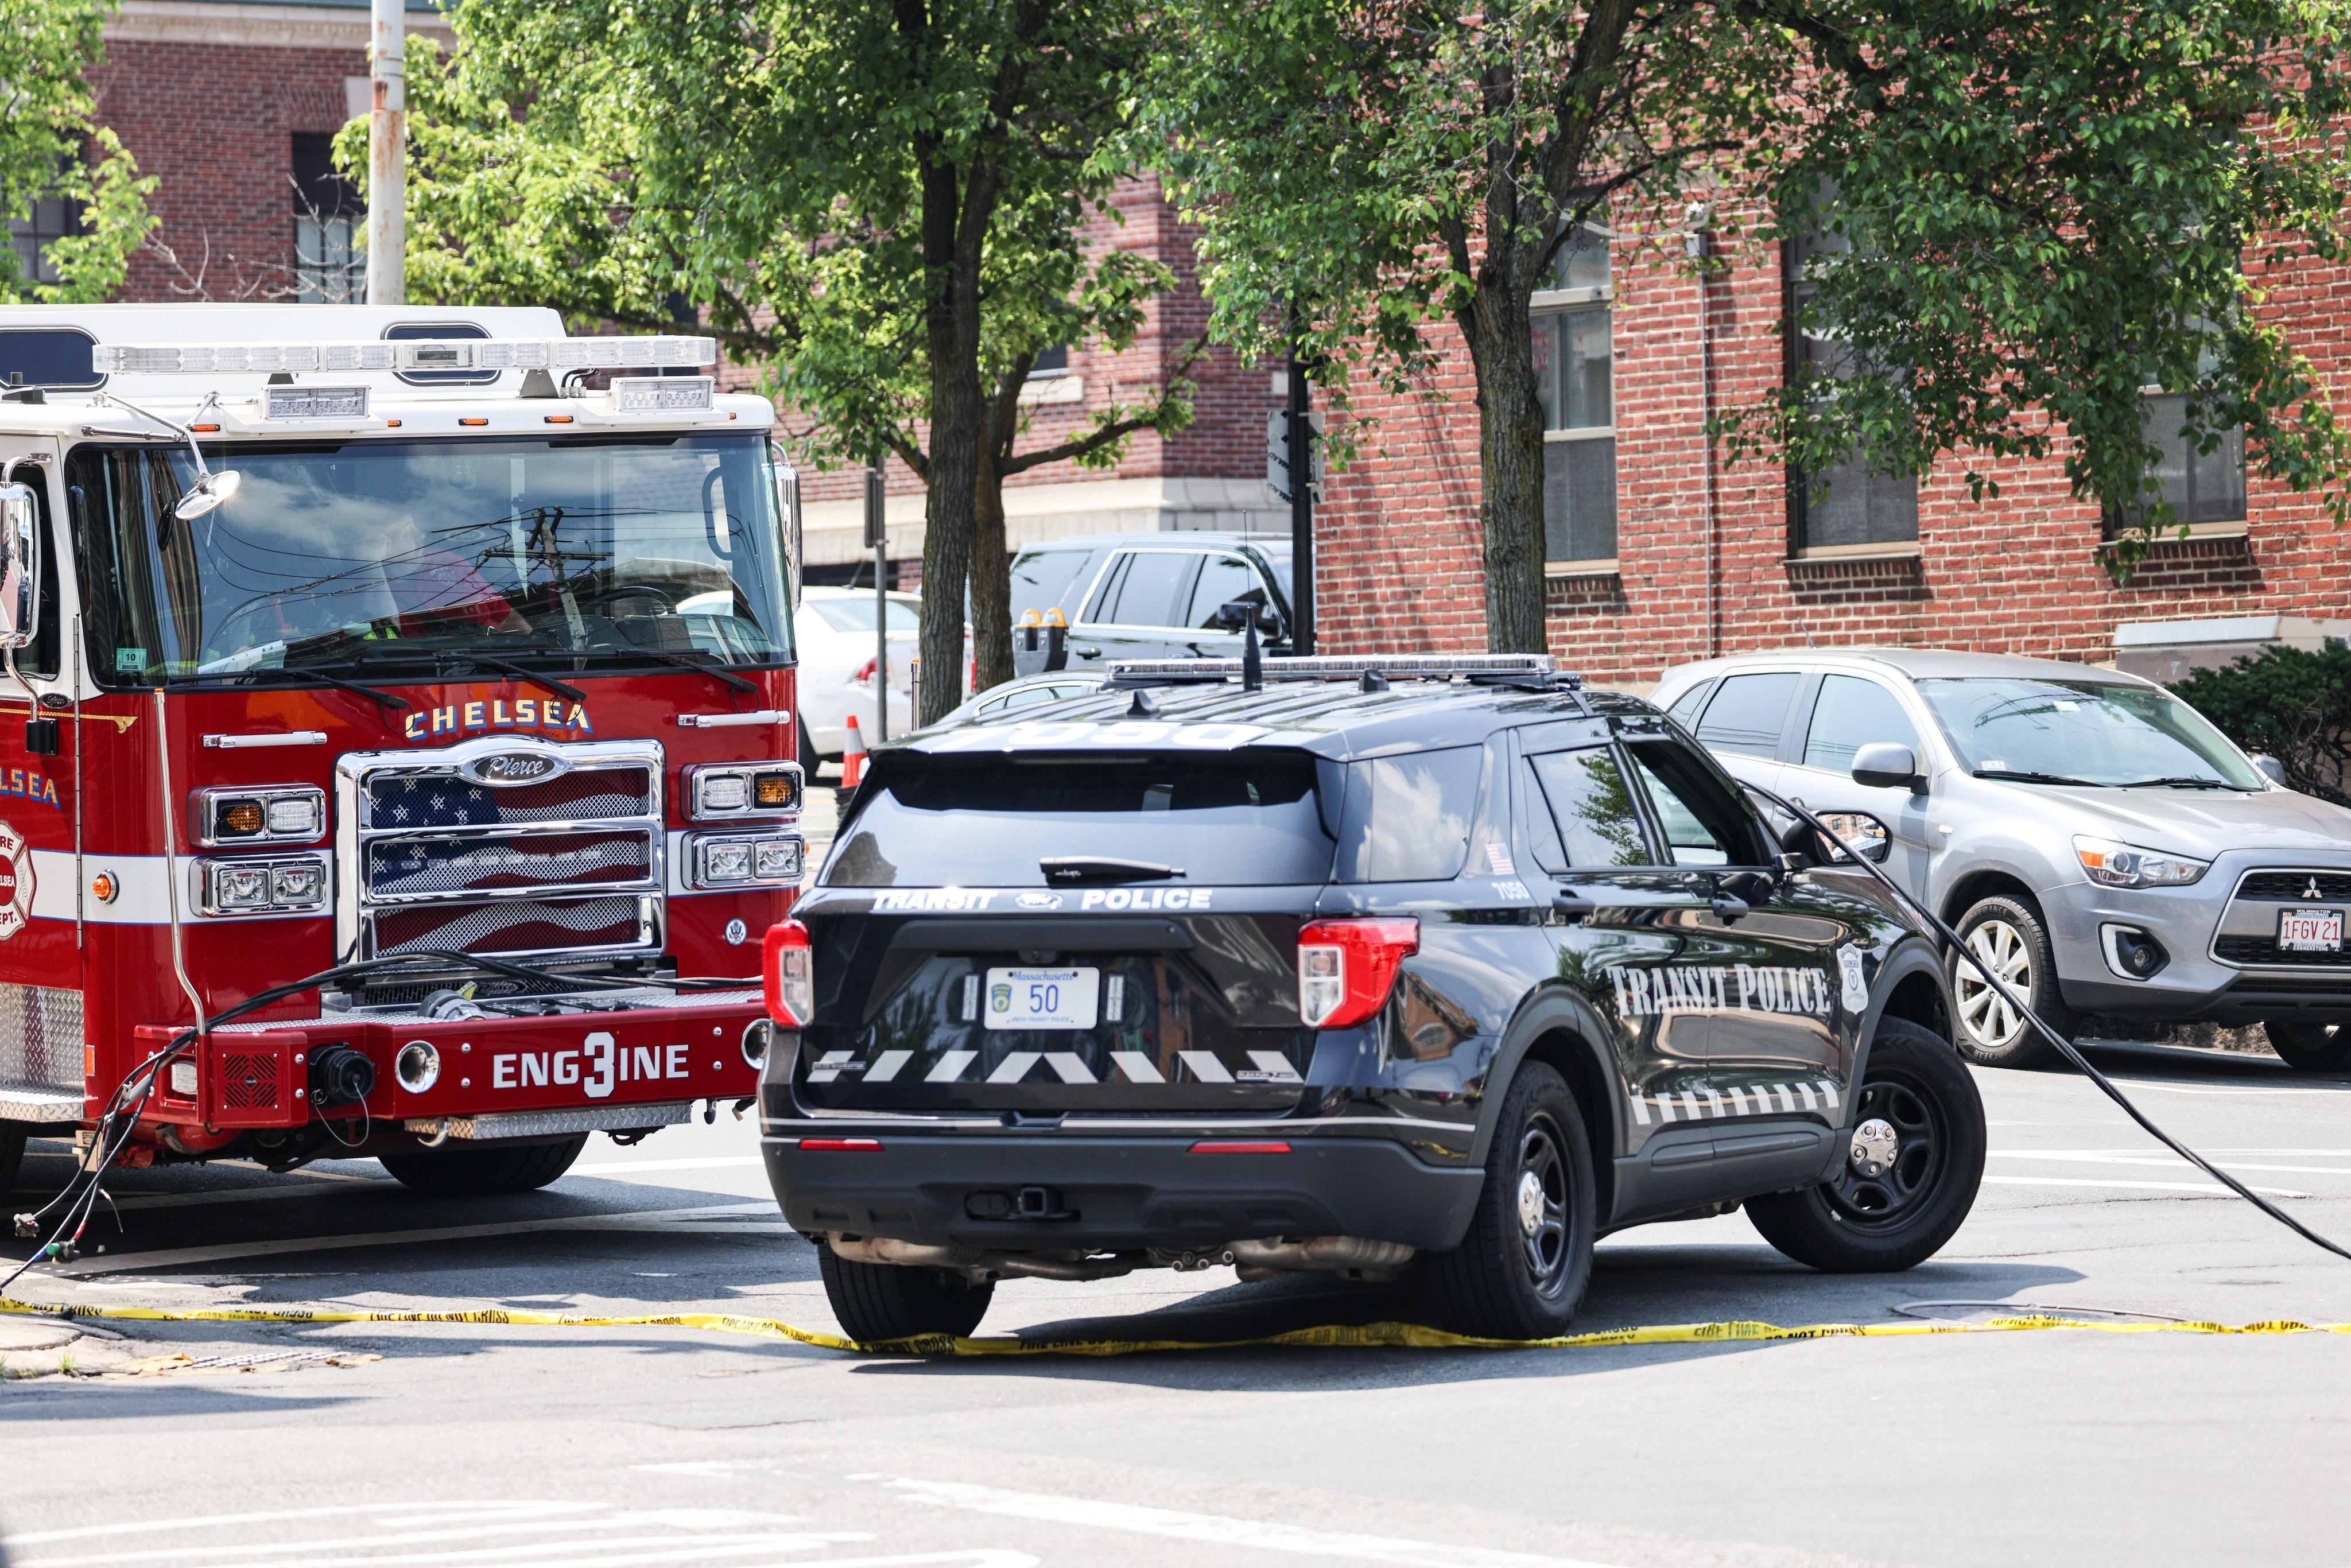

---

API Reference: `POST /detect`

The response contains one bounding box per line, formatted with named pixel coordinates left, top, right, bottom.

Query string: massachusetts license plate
left=2279, top=907, right=2344, bottom=952
left=984, top=967, right=1099, bottom=1030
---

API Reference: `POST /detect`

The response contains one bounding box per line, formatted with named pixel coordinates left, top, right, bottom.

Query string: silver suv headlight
left=2074, top=835, right=2209, bottom=888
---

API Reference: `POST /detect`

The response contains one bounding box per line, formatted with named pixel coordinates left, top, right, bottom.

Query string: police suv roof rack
left=1107, top=653, right=1581, bottom=689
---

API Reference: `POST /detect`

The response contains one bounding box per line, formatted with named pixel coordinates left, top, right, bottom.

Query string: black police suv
left=758, top=654, right=1985, bottom=1342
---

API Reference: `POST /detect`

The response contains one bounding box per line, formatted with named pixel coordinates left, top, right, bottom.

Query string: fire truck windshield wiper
left=606, top=648, right=757, bottom=693
left=433, top=649, right=589, bottom=705
left=179, top=663, right=410, bottom=711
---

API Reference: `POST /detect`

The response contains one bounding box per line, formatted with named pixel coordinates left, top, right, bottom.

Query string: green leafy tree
left=2170, top=641, right=2351, bottom=804
left=1153, top=0, right=2351, bottom=648
left=0, top=0, right=156, bottom=304
left=367, top=1, right=1197, bottom=711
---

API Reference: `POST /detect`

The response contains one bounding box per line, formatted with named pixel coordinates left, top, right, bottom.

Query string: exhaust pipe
left=825, top=1235, right=1137, bottom=1283
left=1230, top=1235, right=1415, bottom=1282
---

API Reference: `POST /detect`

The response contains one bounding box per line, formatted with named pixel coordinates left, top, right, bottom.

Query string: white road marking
left=1983, top=1175, right=2311, bottom=1198
left=1989, top=1150, right=2351, bottom=1178
left=879, top=1477, right=1627, bottom=1567
left=42, top=1202, right=785, bottom=1277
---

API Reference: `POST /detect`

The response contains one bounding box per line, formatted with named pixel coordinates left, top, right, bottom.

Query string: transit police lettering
left=1607, top=963, right=1834, bottom=1019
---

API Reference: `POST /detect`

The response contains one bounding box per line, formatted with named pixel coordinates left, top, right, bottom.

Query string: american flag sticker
left=1486, top=843, right=1515, bottom=875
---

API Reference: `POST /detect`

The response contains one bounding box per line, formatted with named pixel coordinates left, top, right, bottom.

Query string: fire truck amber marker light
left=800, top=1138, right=882, bottom=1152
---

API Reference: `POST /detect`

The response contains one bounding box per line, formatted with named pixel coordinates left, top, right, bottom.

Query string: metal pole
left=864, top=461, right=889, bottom=742
left=366, top=0, right=406, bottom=306
left=1285, top=350, right=1315, bottom=655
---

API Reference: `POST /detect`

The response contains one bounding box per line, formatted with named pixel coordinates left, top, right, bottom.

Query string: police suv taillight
left=763, top=919, right=813, bottom=1028
left=1295, top=918, right=1419, bottom=1028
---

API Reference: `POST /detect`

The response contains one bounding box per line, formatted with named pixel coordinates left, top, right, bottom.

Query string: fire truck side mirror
left=0, top=480, right=37, bottom=653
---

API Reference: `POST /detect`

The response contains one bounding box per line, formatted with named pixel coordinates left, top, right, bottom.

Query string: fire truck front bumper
left=133, top=988, right=773, bottom=1136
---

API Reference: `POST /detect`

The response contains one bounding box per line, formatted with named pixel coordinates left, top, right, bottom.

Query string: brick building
left=1312, top=218, right=2351, bottom=689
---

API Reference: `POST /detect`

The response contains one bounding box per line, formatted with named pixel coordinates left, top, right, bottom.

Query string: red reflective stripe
left=1189, top=1141, right=1291, bottom=1154
left=798, top=1137, right=882, bottom=1152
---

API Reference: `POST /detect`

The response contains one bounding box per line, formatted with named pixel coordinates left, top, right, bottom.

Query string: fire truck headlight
left=218, top=865, right=273, bottom=907
left=703, top=841, right=753, bottom=882
left=754, top=838, right=802, bottom=879
left=700, top=774, right=751, bottom=812
left=687, top=762, right=802, bottom=820
left=267, top=795, right=323, bottom=836
left=273, top=864, right=327, bottom=906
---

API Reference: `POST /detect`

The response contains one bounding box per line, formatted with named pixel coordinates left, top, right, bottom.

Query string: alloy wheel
left=1956, top=918, right=2032, bottom=1050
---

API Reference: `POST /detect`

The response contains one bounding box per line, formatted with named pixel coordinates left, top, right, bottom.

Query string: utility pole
left=864, top=461, right=889, bottom=742
left=1283, top=348, right=1316, bottom=654
left=365, top=0, right=405, bottom=306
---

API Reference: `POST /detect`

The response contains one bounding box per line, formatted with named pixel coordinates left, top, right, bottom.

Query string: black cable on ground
left=3, top=950, right=765, bottom=1291
left=1748, top=780, right=2351, bottom=1265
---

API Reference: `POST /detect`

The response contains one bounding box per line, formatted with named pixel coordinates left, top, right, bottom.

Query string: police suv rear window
left=825, top=752, right=1336, bottom=887
left=1336, top=746, right=1482, bottom=883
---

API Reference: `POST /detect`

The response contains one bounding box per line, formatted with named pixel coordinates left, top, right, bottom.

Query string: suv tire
left=818, top=1243, right=994, bottom=1343
left=1747, top=1018, right=1986, bottom=1272
left=2265, top=1021, right=2351, bottom=1073
left=1949, top=894, right=2073, bottom=1069
left=1425, top=1061, right=1596, bottom=1340
left=378, top=1134, right=588, bottom=1196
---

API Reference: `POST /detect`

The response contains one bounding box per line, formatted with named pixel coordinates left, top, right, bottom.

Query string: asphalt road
left=5, top=1041, right=2350, bottom=1568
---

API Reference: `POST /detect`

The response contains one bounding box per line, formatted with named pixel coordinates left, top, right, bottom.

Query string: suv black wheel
left=1747, top=1018, right=1985, bottom=1272
left=818, top=1243, right=995, bottom=1343
left=1425, top=1061, right=1596, bottom=1339
left=1949, top=894, right=2073, bottom=1069
left=377, top=1134, right=588, bottom=1195
left=2266, top=1021, right=2351, bottom=1072
left=0, top=1124, right=24, bottom=1192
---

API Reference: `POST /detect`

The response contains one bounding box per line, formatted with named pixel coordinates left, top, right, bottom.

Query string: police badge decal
left=0, top=820, right=33, bottom=939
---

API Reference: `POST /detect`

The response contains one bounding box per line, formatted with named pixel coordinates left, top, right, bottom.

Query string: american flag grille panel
left=2238, top=871, right=2351, bottom=903
left=374, top=895, right=646, bottom=957
left=364, top=766, right=654, bottom=829
left=220, top=1053, right=279, bottom=1109
left=366, top=829, right=655, bottom=898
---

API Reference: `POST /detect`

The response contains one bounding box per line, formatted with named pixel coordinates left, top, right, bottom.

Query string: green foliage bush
left=2168, top=642, right=2351, bottom=806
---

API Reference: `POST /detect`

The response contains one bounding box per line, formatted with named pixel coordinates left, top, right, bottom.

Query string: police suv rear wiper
left=2115, top=775, right=2256, bottom=791
left=1041, top=856, right=1187, bottom=886
left=178, top=664, right=410, bottom=712
left=1973, top=768, right=2107, bottom=787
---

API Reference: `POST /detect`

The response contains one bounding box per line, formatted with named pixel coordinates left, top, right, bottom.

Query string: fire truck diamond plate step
left=0, top=1083, right=86, bottom=1123
left=402, top=1100, right=695, bottom=1142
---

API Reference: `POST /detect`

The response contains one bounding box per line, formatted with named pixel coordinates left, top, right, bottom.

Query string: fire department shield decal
left=0, top=821, right=33, bottom=940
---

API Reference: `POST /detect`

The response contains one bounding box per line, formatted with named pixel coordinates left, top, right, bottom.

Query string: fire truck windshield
left=67, top=432, right=794, bottom=685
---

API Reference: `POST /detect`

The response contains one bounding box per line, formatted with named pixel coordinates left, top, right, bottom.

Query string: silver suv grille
left=337, top=737, right=665, bottom=964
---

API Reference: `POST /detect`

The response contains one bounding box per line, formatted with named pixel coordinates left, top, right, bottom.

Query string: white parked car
left=793, top=587, right=918, bottom=767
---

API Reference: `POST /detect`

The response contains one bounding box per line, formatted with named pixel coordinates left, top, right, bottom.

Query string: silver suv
left=1651, top=649, right=2351, bottom=1072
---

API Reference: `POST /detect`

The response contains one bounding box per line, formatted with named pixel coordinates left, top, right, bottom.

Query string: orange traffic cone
left=840, top=714, right=869, bottom=791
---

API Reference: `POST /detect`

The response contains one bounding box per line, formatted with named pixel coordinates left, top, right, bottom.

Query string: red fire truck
left=0, top=304, right=802, bottom=1215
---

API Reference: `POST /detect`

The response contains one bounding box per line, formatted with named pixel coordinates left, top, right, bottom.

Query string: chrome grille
left=339, top=736, right=665, bottom=964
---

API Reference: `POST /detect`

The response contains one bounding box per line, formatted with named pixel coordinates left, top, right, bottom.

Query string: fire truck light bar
left=89, top=336, right=719, bottom=377
left=1107, top=653, right=1573, bottom=682
left=265, top=385, right=368, bottom=420
left=612, top=375, right=714, bottom=412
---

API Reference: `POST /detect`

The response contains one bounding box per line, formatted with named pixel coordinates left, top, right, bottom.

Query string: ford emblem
left=461, top=749, right=568, bottom=786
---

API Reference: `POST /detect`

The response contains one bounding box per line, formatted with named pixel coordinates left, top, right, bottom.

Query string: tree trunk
left=917, top=162, right=984, bottom=726
left=1466, top=285, right=1549, bottom=653
left=971, top=447, right=1013, bottom=693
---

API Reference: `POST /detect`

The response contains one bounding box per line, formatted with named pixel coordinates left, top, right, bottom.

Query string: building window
left=1534, top=223, right=1615, bottom=565
left=1029, top=343, right=1069, bottom=377
left=292, top=133, right=364, bottom=304
left=2109, top=391, right=2246, bottom=533
left=1785, top=219, right=1918, bottom=552
left=7, top=161, right=84, bottom=289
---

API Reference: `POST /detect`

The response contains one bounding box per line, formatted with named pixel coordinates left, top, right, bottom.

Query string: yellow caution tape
left=5, top=1293, right=2349, bottom=1356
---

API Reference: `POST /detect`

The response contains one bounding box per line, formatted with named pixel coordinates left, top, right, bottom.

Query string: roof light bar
left=611, top=375, right=714, bottom=412
left=90, top=336, right=719, bottom=377
left=1107, top=653, right=1573, bottom=682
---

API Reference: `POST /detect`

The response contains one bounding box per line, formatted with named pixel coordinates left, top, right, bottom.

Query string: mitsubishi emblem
left=2308, top=878, right=2325, bottom=901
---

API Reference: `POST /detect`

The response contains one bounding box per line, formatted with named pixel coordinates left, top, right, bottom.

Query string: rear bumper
left=761, top=1133, right=1485, bottom=1253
